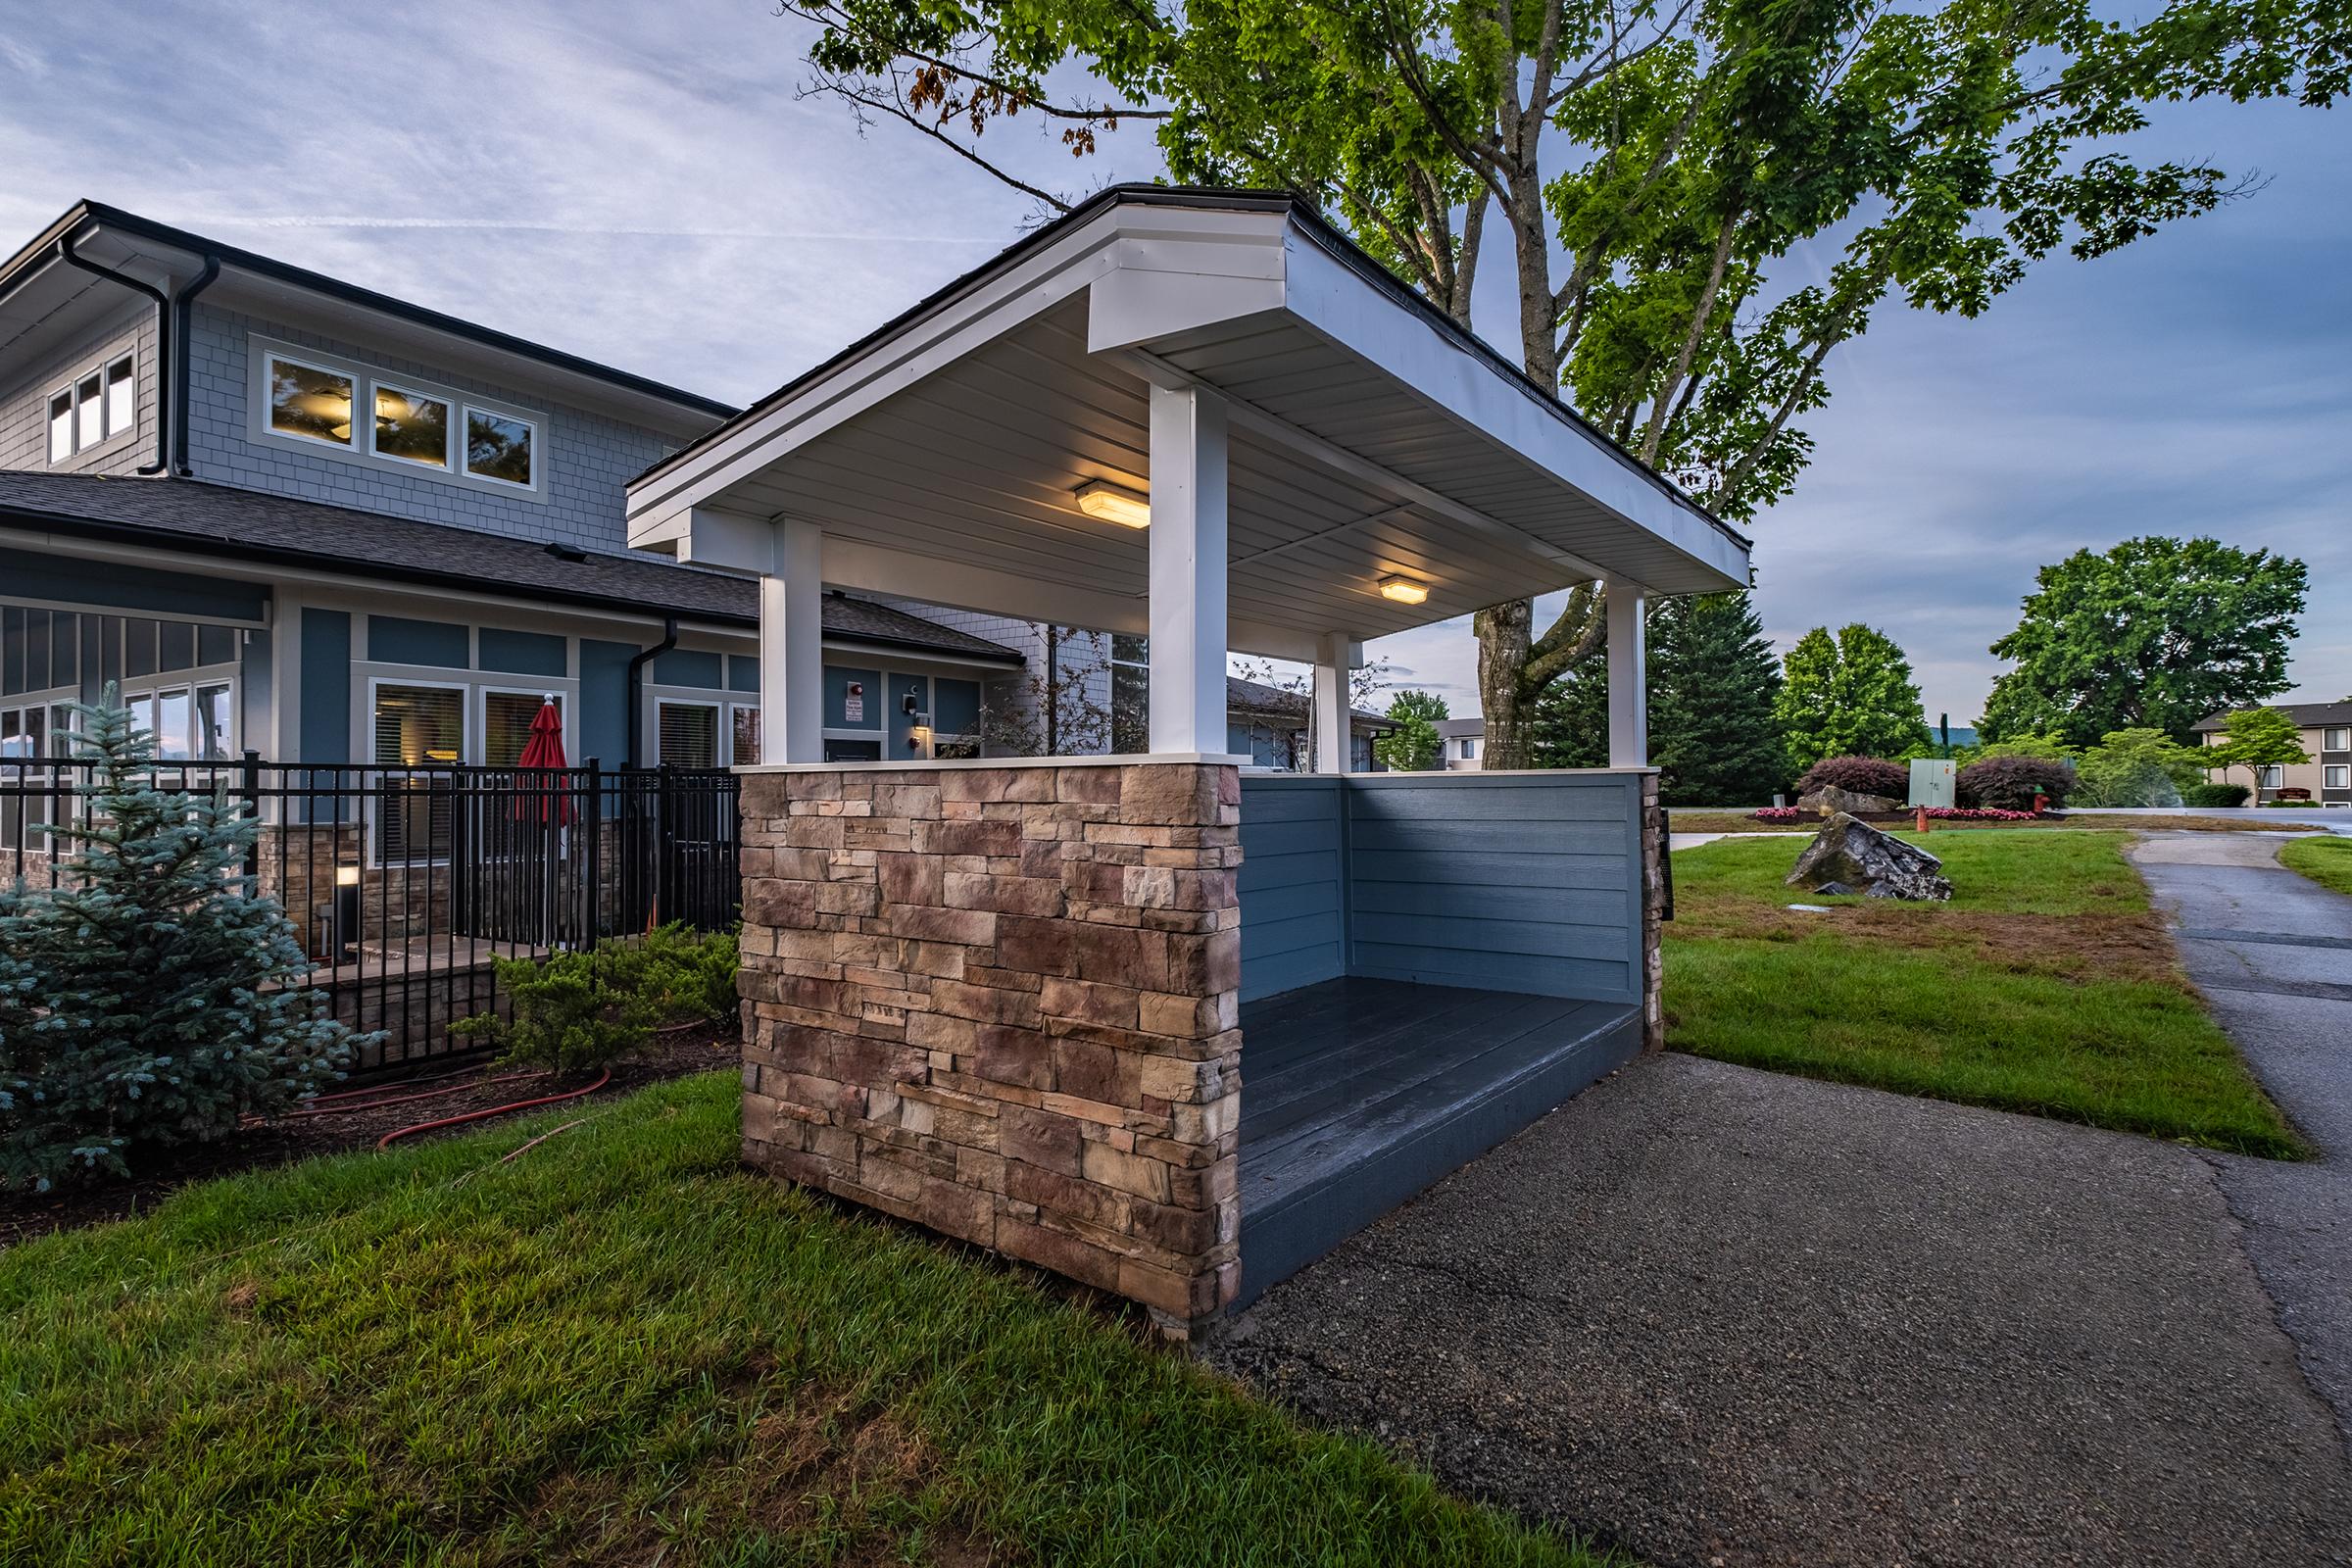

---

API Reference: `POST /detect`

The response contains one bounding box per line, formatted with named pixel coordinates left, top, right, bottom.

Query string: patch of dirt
left=0, top=1022, right=738, bottom=1249
left=1674, top=896, right=2188, bottom=988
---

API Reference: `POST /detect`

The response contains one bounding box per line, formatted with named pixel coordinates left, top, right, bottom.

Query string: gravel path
left=2132, top=831, right=2352, bottom=1454
left=1207, top=1054, right=2352, bottom=1567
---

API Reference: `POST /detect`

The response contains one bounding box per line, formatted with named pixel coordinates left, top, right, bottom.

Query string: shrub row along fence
left=1, top=756, right=741, bottom=1073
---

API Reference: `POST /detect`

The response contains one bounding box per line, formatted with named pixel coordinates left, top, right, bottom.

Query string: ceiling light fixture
left=1074, top=478, right=1151, bottom=528
left=1378, top=575, right=1430, bottom=605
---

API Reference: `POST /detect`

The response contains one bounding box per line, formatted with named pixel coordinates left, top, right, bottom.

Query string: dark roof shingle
left=2192, top=701, right=2352, bottom=732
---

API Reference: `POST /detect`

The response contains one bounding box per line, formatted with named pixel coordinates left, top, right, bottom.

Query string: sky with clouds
left=4, top=1, right=2343, bottom=724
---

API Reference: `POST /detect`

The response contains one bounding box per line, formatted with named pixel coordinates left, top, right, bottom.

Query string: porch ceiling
left=625, top=188, right=1749, bottom=658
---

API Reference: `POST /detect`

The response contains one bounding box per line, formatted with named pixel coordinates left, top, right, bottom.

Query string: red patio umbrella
left=515, top=697, right=572, bottom=825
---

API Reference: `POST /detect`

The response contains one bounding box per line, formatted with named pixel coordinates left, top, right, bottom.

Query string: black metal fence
left=1, top=755, right=740, bottom=1073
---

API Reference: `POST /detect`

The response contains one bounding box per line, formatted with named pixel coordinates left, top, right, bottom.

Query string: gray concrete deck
left=1208, top=1054, right=2352, bottom=1567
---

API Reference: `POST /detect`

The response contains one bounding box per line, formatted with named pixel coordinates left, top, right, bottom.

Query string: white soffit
left=625, top=192, right=1750, bottom=628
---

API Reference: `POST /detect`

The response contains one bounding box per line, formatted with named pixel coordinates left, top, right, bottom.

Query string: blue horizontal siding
left=1238, top=777, right=1347, bottom=1002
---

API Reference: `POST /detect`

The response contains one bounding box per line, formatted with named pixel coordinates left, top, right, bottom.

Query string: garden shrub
left=455, top=948, right=659, bottom=1076
left=1957, top=755, right=2078, bottom=810
left=601, top=922, right=739, bottom=1026
left=2182, top=782, right=2251, bottom=808
left=0, top=695, right=361, bottom=1191
left=1792, top=756, right=1908, bottom=800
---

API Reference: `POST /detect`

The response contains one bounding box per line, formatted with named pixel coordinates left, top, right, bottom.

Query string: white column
left=1147, top=382, right=1229, bottom=756
left=1606, top=578, right=1647, bottom=768
left=760, top=516, right=824, bottom=764
left=1311, top=630, right=1351, bottom=773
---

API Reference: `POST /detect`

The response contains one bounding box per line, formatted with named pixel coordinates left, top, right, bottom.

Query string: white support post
left=1606, top=578, right=1647, bottom=768
left=760, top=517, right=825, bottom=764
left=1147, top=382, right=1229, bottom=756
left=1312, top=630, right=1351, bottom=773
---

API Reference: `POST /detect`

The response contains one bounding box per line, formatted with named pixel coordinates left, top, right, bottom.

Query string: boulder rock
left=1797, top=784, right=1901, bottom=816
left=1785, top=813, right=1953, bottom=902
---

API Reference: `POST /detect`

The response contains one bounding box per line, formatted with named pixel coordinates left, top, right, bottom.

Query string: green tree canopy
left=2206, top=706, right=2312, bottom=792
left=1374, top=689, right=1447, bottom=771
left=1981, top=537, right=2307, bottom=746
left=1530, top=590, right=1786, bottom=804
left=786, top=0, right=2346, bottom=766
left=1774, top=623, right=1930, bottom=771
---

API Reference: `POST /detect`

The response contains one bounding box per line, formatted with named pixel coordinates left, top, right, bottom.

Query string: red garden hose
left=298, top=1070, right=545, bottom=1117
left=375, top=1069, right=612, bottom=1152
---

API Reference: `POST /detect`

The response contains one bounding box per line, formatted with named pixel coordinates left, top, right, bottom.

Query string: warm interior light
left=1378, top=576, right=1431, bottom=605
left=335, top=864, right=361, bottom=888
left=1075, top=479, right=1151, bottom=528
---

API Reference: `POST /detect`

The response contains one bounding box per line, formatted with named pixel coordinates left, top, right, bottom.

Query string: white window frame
left=655, top=697, right=724, bottom=769
left=726, top=701, right=760, bottom=767
left=44, top=350, right=139, bottom=466
left=121, top=664, right=241, bottom=765
left=2326, top=763, right=2349, bottom=790
left=367, top=378, right=455, bottom=471
left=365, top=675, right=471, bottom=868
left=250, top=334, right=547, bottom=502
left=2326, top=727, right=2349, bottom=752
left=2258, top=764, right=2285, bottom=788
left=477, top=684, right=572, bottom=770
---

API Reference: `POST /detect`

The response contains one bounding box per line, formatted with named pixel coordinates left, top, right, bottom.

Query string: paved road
left=1211, top=1064, right=2352, bottom=1565
left=2131, top=831, right=2352, bottom=1450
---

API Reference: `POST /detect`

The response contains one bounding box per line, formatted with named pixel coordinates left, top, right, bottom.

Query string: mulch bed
left=0, top=1022, right=738, bottom=1249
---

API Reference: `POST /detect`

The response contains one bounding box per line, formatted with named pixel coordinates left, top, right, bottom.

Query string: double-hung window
left=2326, top=727, right=2349, bottom=753
left=47, top=354, right=137, bottom=464
left=372, top=683, right=466, bottom=863
left=257, top=339, right=543, bottom=496
left=2326, top=763, right=2350, bottom=791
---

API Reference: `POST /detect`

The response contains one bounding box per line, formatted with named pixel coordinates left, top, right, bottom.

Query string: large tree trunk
left=1475, top=599, right=1535, bottom=768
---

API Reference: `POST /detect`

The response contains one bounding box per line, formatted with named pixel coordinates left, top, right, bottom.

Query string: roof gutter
left=623, top=617, right=680, bottom=770
left=57, top=230, right=170, bottom=476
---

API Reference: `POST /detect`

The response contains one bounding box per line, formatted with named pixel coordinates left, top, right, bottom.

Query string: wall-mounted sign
left=843, top=680, right=864, bottom=724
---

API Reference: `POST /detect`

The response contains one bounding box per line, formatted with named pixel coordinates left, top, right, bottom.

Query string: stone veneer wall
left=737, top=761, right=1245, bottom=1336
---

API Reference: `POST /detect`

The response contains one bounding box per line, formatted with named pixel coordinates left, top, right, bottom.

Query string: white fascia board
left=668, top=506, right=778, bottom=576
left=1084, top=209, right=1290, bottom=353
left=1276, top=223, right=1748, bottom=592
left=626, top=206, right=1136, bottom=541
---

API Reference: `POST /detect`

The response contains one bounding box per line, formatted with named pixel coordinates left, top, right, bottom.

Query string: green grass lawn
left=1664, top=831, right=2304, bottom=1158
left=0, top=1073, right=1614, bottom=1568
left=2279, top=835, right=2352, bottom=897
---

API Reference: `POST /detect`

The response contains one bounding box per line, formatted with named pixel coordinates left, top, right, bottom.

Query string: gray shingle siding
left=181, top=302, right=680, bottom=553
left=0, top=295, right=158, bottom=475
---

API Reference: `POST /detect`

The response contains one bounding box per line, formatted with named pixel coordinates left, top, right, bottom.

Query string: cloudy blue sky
left=4, top=1, right=2343, bottom=723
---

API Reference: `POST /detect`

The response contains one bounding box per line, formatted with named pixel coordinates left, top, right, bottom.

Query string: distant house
left=1226, top=673, right=1394, bottom=771
left=2192, top=702, right=2352, bottom=805
left=1436, top=715, right=1485, bottom=770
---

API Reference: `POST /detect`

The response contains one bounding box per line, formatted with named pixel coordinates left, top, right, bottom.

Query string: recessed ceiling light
left=1074, top=478, right=1151, bottom=528
left=1378, top=576, right=1430, bottom=605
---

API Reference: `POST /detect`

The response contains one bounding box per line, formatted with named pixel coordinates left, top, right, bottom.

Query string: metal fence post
left=238, top=749, right=263, bottom=882
left=584, top=757, right=603, bottom=944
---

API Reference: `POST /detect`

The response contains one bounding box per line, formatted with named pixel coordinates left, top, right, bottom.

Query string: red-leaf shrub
left=1957, top=755, right=2077, bottom=811
left=1753, top=807, right=1801, bottom=822
left=1792, top=756, right=1908, bottom=800
left=1921, top=806, right=2035, bottom=821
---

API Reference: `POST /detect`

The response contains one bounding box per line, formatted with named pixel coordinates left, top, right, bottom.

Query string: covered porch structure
left=626, top=187, right=1749, bottom=1333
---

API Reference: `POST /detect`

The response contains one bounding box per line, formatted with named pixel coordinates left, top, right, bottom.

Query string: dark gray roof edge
left=2, top=201, right=738, bottom=420
left=2192, top=701, right=2352, bottom=730
left=632, top=184, right=1748, bottom=557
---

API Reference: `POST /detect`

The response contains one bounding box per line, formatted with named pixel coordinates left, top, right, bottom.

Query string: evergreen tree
left=1774, top=624, right=1932, bottom=772
left=0, top=694, right=359, bottom=1191
left=1529, top=592, right=1788, bottom=805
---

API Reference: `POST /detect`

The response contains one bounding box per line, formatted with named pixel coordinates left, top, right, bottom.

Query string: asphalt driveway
left=1208, top=1052, right=2352, bottom=1567
left=2131, top=831, right=2352, bottom=1448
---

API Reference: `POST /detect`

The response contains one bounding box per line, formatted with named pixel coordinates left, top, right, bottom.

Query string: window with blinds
left=374, top=684, right=464, bottom=862
left=484, top=691, right=558, bottom=768
left=659, top=702, right=718, bottom=769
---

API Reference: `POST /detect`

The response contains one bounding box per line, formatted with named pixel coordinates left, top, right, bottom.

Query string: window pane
left=374, top=385, right=451, bottom=466
left=1, top=708, right=28, bottom=758
left=466, top=409, right=533, bottom=485
left=51, top=612, right=78, bottom=688
left=48, top=392, right=74, bottom=462
left=269, top=358, right=353, bottom=445
left=22, top=610, right=47, bottom=691
left=122, top=691, right=154, bottom=743
left=731, top=706, right=760, bottom=765
left=484, top=690, right=558, bottom=767
left=658, top=703, right=718, bottom=769
left=123, top=617, right=157, bottom=679
left=75, top=374, right=102, bottom=449
left=1110, top=633, right=1148, bottom=665
left=106, top=357, right=134, bottom=436
left=374, top=685, right=465, bottom=765
left=196, top=683, right=233, bottom=760
left=1110, top=662, right=1148, bottom=755
left=155, top=689, right=192, bottom=760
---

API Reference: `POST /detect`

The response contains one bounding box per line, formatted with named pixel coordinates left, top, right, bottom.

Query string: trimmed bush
left=2183, top=782, right=2251, bottom=808
left=455, top=949, right=659, bottom=1076
left=1958, top=755, right=2077, bottom=810
left=0, top=695, right=362, bottom=1191
left=1792, top=756, right=1908, bottom=800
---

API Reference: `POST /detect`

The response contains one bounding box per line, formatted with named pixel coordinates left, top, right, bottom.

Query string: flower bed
left=1751, top=805, right=2039, bottom=825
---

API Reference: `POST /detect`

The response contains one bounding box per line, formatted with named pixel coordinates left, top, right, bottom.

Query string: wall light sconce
left=1074, top=478, right=1152, bottom=529
left=1378, top=575, right=1431, bottom=605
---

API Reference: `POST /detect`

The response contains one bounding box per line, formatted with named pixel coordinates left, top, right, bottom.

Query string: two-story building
left=2194, top=702, right=2352, bottom=806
